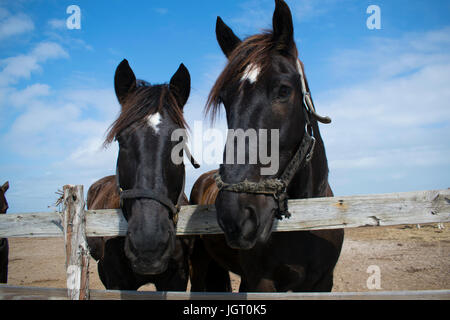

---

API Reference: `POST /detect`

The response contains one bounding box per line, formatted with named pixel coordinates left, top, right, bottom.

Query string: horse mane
left=104, top=83, right=187, bottom=146
left=205, top=31, right=298, bottom=123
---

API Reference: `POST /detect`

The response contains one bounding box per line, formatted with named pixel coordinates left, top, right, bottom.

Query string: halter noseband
left=119, top=181, right=184, bottom=225
left=214, top=58, right=329, bottom=220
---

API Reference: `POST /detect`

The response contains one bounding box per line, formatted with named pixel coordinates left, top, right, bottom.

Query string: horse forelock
left=206, top=32, right=300, bottom=122
left=104, top=83, right=187, bottom=146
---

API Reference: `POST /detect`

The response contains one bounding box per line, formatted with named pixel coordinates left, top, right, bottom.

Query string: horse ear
left=216, top=16, right=241, bottom=58
left=272, top=0, right=295, bottom=54
left=170, top=63, right=191, bottom=108
left=114, top=59, right=136, bottom=104
left=1, top=181, right=9, bottom=193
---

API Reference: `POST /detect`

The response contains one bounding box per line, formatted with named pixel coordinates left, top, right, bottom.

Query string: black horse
left=190, top=0, right=344, bottom=292
left=86, top=59, right=194, bottom=290
left=0, top=181, right=9, bottom=283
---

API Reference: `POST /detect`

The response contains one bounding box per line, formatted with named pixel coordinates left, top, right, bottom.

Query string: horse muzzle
left=215, top=190, right=275, bottom=250
left=130, top=257, right=169, bottom=275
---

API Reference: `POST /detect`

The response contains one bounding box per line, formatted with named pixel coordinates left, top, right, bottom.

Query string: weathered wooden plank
left=86, top=208, right=127, bottom=237
left=0, top=211, right=63, bottom=238
left=271, top=188, right=450, bottom=233
left=0, top=285, right=449, bottom=300
left=80, top=188, right=450, bottom=236
left=1, top=188, right=449, bottom=237
left=0, top=285, right=68, bottom=300
left=89, top=289, right=450, bottom=300
left=63, top=185, right=90, bottom=300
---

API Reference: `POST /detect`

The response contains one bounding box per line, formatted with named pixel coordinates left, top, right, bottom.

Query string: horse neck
left=287, top=119, right=330, bottom=199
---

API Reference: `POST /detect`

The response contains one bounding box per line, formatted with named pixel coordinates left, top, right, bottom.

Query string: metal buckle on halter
left=305, top=136, right=316, bottom=163
left=303, top=92, right=312, bottom=113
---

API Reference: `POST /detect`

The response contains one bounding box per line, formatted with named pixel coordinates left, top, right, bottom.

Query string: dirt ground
left=5, top=223, right=450, bottom=293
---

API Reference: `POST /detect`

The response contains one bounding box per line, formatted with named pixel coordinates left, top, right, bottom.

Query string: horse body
left=191, top=170, right=343, bottom=292
left=86, top=175, right=119, bottom=261
left=190, top=0, right=344, bottom=292
left=0, top=181, right=9, bottom=283
left=86, top=60, right=193, bottom=291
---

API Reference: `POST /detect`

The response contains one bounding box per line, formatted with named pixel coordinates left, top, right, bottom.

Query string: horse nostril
left=244, top=205, right=258, bottom=225
left=244, top=206, right=256, bottom=222
left=241, top=206, right=258, bottom=241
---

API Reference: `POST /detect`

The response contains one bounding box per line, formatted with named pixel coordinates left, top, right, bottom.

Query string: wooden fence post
left=63, top=185, right=90, bottom=300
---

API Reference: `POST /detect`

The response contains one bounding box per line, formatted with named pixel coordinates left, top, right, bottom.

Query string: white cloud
left=0, top=9, right=34, bottom=40
left=288, top=0, right=341, bottom=23
left=9, top=83, right=51, bottom=107
left=229, top=0, right=272, bottom=32
left=63, top=136, right=118, bottom=170
left=4, top=87, right=118, bottom=156
left=327, top=27, right=450, bottom=83
left=47, top=18, right=65, bottom=30
left=316, top=27, right=450, bottom=195
left=154, top=8, right=168, bottom=15
left=229, top=0, right=342, bottom=32
left=32, top=41, right=69, bottom=61
left=0, top=41, right=68, bottom=86
left=0, top=55, right=40, bottom=84
left=1, top=84, right=120, bottom=212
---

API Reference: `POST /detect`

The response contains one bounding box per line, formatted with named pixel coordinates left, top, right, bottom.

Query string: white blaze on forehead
left=146, top=112, right=161, bottom=133
left=241, top=63, right=260, bottom=84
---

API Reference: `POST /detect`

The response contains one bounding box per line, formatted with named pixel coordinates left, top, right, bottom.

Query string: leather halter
left=117, top=145, right=199, bottom=226
left=214, top=58, right=329, bottom=220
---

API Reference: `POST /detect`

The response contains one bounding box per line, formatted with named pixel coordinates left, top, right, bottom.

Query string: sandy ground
left=5, top=223, right=450, bottom=293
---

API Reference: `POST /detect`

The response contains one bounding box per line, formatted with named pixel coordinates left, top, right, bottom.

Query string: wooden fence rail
left=1, top=188, right=449, bottom=238
left=1, top=285, right=449, bottom=300
left=0, top=186, right=449, bottom=300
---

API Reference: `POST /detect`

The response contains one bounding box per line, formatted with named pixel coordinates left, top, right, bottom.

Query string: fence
left=0, top=185, right=449, bottom=300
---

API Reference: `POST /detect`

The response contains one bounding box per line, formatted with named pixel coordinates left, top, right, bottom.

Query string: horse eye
left=278, top=85, right=292, bottom=99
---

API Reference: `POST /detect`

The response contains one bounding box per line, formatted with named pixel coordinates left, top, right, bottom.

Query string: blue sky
left=1, top=0, right=449, bottom=213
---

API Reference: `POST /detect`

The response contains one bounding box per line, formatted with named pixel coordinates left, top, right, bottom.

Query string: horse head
left=107, top=59, right=190, bottom=274
left=207, top=0, right=330, bottom=249
left=0, top=182, right=9, bottom=214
